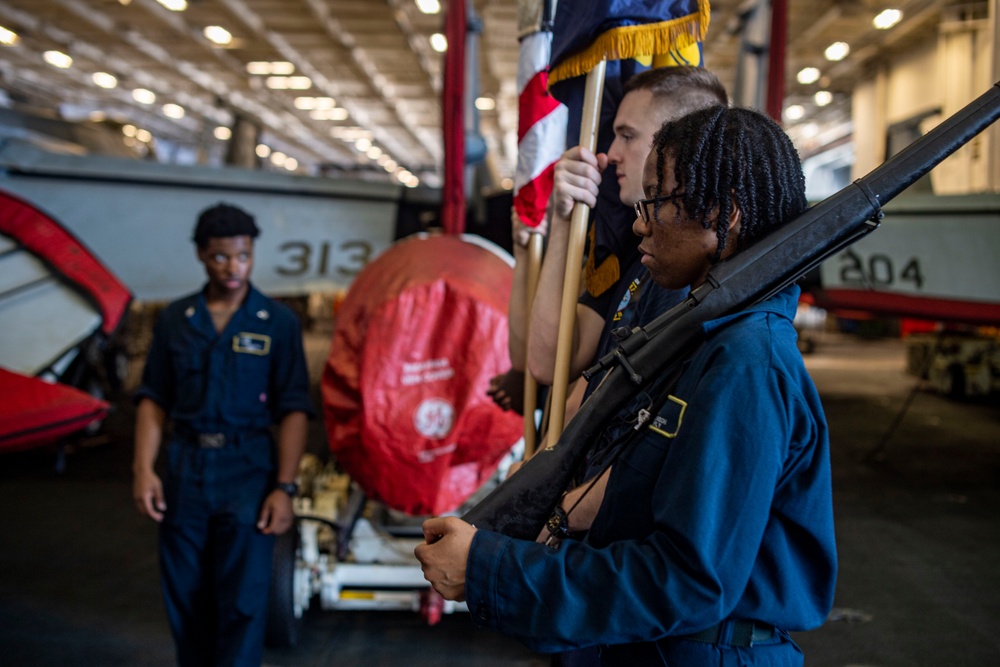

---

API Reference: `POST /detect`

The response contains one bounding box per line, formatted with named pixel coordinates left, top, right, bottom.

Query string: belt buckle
left=198, top=433, right=226, bottom=448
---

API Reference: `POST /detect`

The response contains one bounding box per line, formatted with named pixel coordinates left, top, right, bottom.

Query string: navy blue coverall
left=136, top=284, right=313, bottom=667
left=465, top=285, right=837, bottom=666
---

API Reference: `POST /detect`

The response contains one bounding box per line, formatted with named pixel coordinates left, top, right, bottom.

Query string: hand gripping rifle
left=463, top=82, right=1000, bottom=541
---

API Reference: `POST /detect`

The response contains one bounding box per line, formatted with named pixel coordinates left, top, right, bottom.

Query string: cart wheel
left=265, top=527, right=302, bottom=648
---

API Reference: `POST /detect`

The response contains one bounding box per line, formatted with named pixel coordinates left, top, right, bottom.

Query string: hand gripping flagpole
left=546, top=59, right=607, bottom=442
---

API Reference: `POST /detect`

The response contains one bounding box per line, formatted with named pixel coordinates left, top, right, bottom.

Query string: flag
left=513, top=0, right=567, bottom=229
left=548, top=0, right=710, bottom=299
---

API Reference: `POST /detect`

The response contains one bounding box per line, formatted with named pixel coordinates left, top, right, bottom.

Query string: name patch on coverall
left=233, top=333, right=271, bottom=355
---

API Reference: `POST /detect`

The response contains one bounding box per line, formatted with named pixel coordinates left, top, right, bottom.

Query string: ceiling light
left=784, top=104, right=805, bottom=121
left=355, top=138, right=372, bottom=152
left=309, top=108, right=349, bottom=121
left=162, top=103, right=185, bottom=119
left=475, top=97, right=496, bottom=111
left=430, top=33, right=447, bottom=53
left=247, top=61, right=294, bottom=75
left=203, top=26, right=232, bottom=46
left=416, top=0, right=441, bottom=14
left=366, top=146, right=382, bottom=159
left=92, top=72, right=118, bottom=89
left=122, top=124, right=137, bottom=137
left=0, top=26, right=19, bottom=46
left=814, top=90, right=833, bottom=107
left=873, top=9, right=902, bottom=30
left=383, top=159, right=397, bottom=172
left=824, top=42, right=850, bottom=62
left=255, top=144, right=271, bottom=158
left=797, top=67, right=821, bottom=85
left=266, top=77, right=288, bottom=90
left=135, top=128, right=152, bottom=143
left=132, top=88, right=156, bottom=104
left=287, top=76, right=312, bottom=90
left=44, top=51, right=73, bottom=69
left=376, top=153, right=390, bottom=166
left=89, top=111, right=107, bottom=122
left=156, top=0, right=187, bottom=11
left=214, top=126, right=232, bottom=140
left=284, top=157, right=298, bottom=171
left=270, top=151, right=287, bottom=166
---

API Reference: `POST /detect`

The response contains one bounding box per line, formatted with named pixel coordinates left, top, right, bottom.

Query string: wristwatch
left=275, top=481, right=299, bottom=497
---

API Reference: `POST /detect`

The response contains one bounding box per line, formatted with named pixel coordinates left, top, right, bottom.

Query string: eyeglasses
left=633, top=193, right=684, bottom=223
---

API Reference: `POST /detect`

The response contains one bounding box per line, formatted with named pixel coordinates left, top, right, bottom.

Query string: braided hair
left=649, top=106, right=808, bottom=260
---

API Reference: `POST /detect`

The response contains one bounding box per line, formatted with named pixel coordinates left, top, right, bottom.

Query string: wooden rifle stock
left=463, top=82, right=1000, bottom=540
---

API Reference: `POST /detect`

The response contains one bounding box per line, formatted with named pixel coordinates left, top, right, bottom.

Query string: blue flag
left=548, top=0, right=710, bottom=300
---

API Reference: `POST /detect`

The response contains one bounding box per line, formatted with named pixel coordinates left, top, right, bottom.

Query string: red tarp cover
left=0, top=368, right=108, bottom=451
left=323, top=234, right=522, bottom=515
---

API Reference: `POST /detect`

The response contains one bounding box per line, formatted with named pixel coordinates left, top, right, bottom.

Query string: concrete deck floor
left=1, top=331, right=998, bottom=666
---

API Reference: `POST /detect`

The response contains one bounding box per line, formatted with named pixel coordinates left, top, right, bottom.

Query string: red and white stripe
left=513, top=28, right=567, bottom=229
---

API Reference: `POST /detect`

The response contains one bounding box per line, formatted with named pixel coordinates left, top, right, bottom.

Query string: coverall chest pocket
left=170, top=343, right=207, bottom=409
left=619, top=394, right=686, bottom=479
left=231, top=333, right=271, bottom=417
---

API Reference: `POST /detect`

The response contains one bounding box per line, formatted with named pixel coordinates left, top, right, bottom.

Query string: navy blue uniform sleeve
left=268, top=309, right=315, bottom=420
left=134, top=309, right=174, bottom=410
left=464, top=360, right=804, bottom=652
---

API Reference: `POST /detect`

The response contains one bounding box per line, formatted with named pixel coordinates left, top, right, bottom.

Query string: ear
left=726, top=196, right=742, bottom=236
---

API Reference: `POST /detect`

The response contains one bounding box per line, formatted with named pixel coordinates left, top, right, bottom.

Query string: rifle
left=463, top=81, right=1000, bottom=541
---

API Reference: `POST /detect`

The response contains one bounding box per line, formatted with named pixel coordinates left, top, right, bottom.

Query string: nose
left=633, top=214, right=650, bottom=238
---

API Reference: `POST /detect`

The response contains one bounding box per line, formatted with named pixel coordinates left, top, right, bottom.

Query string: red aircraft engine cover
left=323, top=234, right=522, bottom=516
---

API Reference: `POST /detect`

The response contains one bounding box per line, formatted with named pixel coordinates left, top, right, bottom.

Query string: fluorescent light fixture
left=824, top=42, right=850, bottom=62
left=255, top=144, right=271, bottom=158
left=247, top=61, right=294, bottom=75
left=266, top=76, right=288, bottom=89
left=796, top=67, right=821, bottom=85
left=309, top=108, right=348, bottom=121
left=92, top=72, right=118, bottom=89
left=784, top=104, right=805, bottom=121
left=416, top=0, right=441, bottom=14
left=873, top=9, right=902, bottom=30
left=475, top=96, right=496, bottom=111
left=0, top=26, right=19, bottom=46
left=214, top=126, right=232, bottom=140
left=162, top=103, right=185, bottom=119
left=132, top=88, right=156, bottom=104
left=156, top=0, right=187, bottom=11
left=44, top=50, right=73, bottom=68
left=430, top=33, right=447, bottom=53
left=204, top=26, right=232, bottom=46
left=287, top=76, right=312, bottom=90
left=814, top=90, right=833, bottom=107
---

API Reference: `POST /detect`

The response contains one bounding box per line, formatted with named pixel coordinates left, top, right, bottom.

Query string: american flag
left=513, top=0, right=567, bottom=230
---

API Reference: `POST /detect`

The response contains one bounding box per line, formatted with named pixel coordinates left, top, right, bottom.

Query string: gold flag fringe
left=548, top=0, right=711, bottom=88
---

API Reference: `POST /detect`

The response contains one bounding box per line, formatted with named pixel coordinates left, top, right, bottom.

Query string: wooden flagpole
left=522, top=232, right=544, bottom=456
left=545, top=59, right=606, bottom=441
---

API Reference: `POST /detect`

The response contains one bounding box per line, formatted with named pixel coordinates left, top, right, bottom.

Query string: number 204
left=838, top=249, right=924, bottom=289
